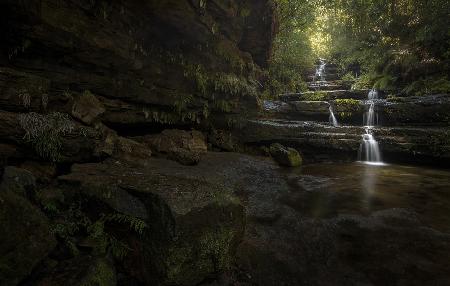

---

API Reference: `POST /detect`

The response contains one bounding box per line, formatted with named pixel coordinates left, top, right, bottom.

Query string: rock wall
left=0, top=0, right=276, bottom=132
left=0, top=1, right=277, bottom=285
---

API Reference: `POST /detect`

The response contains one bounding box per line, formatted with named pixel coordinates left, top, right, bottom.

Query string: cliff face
left=0, top=0, right=276, bottom=132
left=0, top=1, right=277, bottom=285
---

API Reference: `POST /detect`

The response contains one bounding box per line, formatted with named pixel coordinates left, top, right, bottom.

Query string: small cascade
left=358, top=127, right=382, bottom=162
left=312, top=59, right=327, bottom=89
left=358, top=89, right=383, bottom=164
left=363, top=101, right=378, bottom=126
left=363, top=88, right=379, bottom=127
left=329, top=104, right=339, bottom=127
left=315, top=59, right=326, bottom=81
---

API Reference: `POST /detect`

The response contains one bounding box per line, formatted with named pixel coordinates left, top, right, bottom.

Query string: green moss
left=335, top=98, right=360, bottom=108
left=302, top=91, right=328, bottom=101
left=199, top=227, right=235, bottom=270
left=80, top=258, right=115, bottom=286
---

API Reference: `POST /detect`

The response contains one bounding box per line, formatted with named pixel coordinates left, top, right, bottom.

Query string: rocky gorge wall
left=0, top=1, right=277, bottom=285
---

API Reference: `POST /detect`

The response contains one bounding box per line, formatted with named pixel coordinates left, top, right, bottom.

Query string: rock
left=58, top=157, right=245, bottom=285
left=269, top=143, right=302, bottom=167
left=20, top=161, right=57, bottom=184
left=114, top=136, right=152, bottom=163
left=34, top=256, right=116, bottom=286
left=0, top=191, right=56, bottom=286
left=208, top=129, right=238, bottom=152
left=71, top=91, right=105, bottom=125
left=236, top=119, right=450, bottom=166
left=0, top=0, right=276, bottom=129
left=0, top=166, right=36, bottom=197
left=167, top=147, right=200, bottom=166
left=138, top=129, right=206, bottom=165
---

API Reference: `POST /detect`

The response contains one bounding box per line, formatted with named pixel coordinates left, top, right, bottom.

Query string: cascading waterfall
left=315, top=59, right=326, bottom=81
left=358, top=127, right=381, bottom=162
left=329, top=104, right=339, bottom=127
left=358, top=89, right=383, bottom=163
left=312, top=59, right=326, bottom=89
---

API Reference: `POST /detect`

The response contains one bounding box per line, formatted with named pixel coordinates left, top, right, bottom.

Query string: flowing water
left=358, top=127, right=382, bottom=163
left=328, top=105, right=339, bottom=127
left=359, top=89, right=382, bottom=163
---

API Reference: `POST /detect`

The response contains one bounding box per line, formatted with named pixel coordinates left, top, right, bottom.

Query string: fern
left=104, top=213, right=148, bottom=235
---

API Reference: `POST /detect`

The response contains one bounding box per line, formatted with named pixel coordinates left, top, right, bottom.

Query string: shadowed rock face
left=0, top=0, right=276, bottom=130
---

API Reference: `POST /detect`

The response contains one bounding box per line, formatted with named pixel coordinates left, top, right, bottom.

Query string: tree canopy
left=267, top=0, right=450, bottom=96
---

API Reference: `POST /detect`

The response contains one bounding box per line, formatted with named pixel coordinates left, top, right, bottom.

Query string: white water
left=315, top=60, right=326, bottom=81
left=364, top=89, right=379, bottom=127
left=358, top=127, right=382, bottom=162
left=358, top=89, right=383, bottom=163
left=363, top=101, right=378, bottom=126
left=329, top=105, right=339, bottom=127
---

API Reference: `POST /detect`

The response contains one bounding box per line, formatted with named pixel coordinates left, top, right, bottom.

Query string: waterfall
left=329, top=105, right=339, bottom=127
left=363, top=101, right=378, bottom=127
left=364, top=88, right=379, bottom=127
left=315, top=60, right=326, bottom=81
left=358, top=127, right=382, bottom=162
left=358, top=89, right=383, bottom=163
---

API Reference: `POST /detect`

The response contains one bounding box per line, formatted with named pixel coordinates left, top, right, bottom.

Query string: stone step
left=280, top=89, right=371, bottom=102
left=264, top=94, right=450, bottom=127
left=236, top=119, right=450, bottom=166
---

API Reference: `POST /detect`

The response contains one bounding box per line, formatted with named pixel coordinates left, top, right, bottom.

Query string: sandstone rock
left=0, top=191, right=56, bottom=286
left=114, top=137, right=152, bottom=163
left=269, top=143, right=302, bottom=167
left=71, top=91, right=105, bottom=125
left=139, top=129, right=206, bottom=165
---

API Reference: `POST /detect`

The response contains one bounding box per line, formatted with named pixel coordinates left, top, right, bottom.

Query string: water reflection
left=287, top=162, right=450, bottom=232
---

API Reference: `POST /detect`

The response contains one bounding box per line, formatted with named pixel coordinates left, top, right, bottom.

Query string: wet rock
left=0, top=191, right=56, bottom=286
left=269, top=143, right=302, bottom=167
left=58, top=157, right=245, bottom=285
left=237, top=119, right=450, bottom=165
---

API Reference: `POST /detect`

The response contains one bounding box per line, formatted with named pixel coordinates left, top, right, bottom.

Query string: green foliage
left=49, top=200, right=147, bottom=260
left=302, top=91, right=328, bottom=101
left=19, top=112, right=77, bottom=162
left=402, top=76, right=450, bottom=96
left=212, top=73, right=257, bottom=97
left=174, top=94, right=193, bottom=114
left=317, top=0, right=449, bottom=93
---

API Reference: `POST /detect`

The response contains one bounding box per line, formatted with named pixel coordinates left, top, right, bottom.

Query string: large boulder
left=0, top=190, right=56, bottom=285
left=58, top=157, right=245, bottom=285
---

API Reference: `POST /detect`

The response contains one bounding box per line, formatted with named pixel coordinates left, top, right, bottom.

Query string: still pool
left=285, top=162, right=450, bottom=232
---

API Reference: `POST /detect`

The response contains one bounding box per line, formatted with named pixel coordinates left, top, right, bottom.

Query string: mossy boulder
left=0, top=190, right=56, bottom=286
left=58, top=158, right=245, bottom=285
left=269, top=143, right=302, bottom=167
